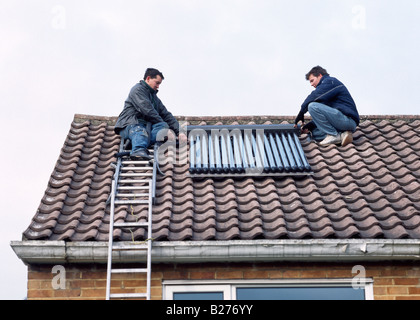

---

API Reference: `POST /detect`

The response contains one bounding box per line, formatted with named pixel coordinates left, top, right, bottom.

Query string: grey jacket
left=114, top=80, right=180, bottom=135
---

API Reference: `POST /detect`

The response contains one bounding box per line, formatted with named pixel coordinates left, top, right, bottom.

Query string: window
left=235, top=286, right=365, bottom=300
left=165, top=284, right=231, bottom=300
left=174, top=292, right=224, bottom=300
left=163, top=279, right=374, bottom=300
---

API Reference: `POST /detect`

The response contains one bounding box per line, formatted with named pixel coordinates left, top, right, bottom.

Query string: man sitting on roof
left=114, top=68, right=187, bottom=160
left=294, top=66, right=360, bottom=147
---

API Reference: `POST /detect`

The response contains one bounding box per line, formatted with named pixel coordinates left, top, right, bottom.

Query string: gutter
left=11, top=239, right=420, bottom=265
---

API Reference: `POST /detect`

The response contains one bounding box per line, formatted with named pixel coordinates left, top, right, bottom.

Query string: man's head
left=305, top=66, right=329, bottom=88
left=143, top=68, right=164, bottom=91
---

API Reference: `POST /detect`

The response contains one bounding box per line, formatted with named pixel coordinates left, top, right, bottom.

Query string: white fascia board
left=11, top=239, right=420, bottom=265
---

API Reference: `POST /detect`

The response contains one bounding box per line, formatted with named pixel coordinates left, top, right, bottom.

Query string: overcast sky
left=1, top=0, right=419, bottom=299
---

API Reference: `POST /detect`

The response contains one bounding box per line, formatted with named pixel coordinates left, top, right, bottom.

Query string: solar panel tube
left=275, top=133, right=291, bottom=172
left=281, top=132, right=297, bottom=172
left=287, top=132, right=304, bottom=172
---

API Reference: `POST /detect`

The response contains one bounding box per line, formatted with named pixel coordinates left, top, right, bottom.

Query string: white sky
left=1, top=0, right=419, bottom=299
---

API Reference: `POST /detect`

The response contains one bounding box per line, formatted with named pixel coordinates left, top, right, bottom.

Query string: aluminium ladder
left=106, top=140, right=156, bottom=300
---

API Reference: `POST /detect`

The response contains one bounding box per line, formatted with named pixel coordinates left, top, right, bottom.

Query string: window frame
left=164, top=284, right=232, bottom=300
left=163, top=279, right=374, bottom=300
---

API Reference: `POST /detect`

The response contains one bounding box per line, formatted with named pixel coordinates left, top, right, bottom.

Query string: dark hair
left=305, top=66, right=329, bottom=80
left=143, top=68, right=164, bottom=81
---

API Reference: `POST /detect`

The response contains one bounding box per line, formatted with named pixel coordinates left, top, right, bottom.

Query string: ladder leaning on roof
left=105, top=139, right=157, bottom=300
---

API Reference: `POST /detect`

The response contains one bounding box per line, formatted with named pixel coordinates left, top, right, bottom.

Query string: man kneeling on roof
left=294, top=66, right=360, bottom=147
left=114, top=68, right=187, bottom=160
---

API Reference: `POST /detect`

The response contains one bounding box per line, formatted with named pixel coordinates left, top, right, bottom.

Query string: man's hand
left=294, top=121, right=309, bottom=134
left=294, top=120, right=304, bottom=129
left=294, top=121, right=304, bottom=129
left=294, top=110, right=305, bottom=128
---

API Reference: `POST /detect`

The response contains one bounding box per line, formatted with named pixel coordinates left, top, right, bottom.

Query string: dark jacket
left=295, top=75, right=359, bottom=126
left=114, top=80, right=180, bottom=134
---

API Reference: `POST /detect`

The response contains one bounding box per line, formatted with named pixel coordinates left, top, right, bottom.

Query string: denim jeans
left=308, top=102, right=357, bottom=141
left=119, top=121, right=170, bottom=154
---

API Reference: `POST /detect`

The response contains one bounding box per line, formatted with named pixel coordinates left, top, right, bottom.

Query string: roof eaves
left=11, top=239, right=420, bottom=265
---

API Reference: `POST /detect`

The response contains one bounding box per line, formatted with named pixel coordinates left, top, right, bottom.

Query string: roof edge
left=72, top=113, right=420, bottom=126
left=11, top=239, right=420, bottom=265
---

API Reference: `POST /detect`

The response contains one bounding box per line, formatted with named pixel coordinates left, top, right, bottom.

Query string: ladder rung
left=116, top=193, right=149, bottom=198
left=121, top=167, right=153, bottom=171
left=118, top=179, right=151, bottom=184
left=123, top=148, right=154, bottom=152
left=117, top=186, right=150, bottom=190
left=112, top=243, right=148, bottom=251
left=120, top=173, right=153, bottom=177
left=109, top=293, right=148, bottom=299
left=114, top=222, right=148, bottom=228
left=122, top=150, right=153, bottom=155
left=111, top=268, right=148, bottom=274
left=122, top=160, right=152, bottom=165
left=114, top=200, right=149, bottom=205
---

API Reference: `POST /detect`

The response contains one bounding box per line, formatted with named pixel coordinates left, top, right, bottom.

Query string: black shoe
left=130, top=149, right=152, bottom=160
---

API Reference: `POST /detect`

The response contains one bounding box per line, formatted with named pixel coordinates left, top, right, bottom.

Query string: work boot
left=319, top=134, right=342, bottom=146
left=130, top=148, right=152, bottom=160
left=341, top=131, right=353, bottom=147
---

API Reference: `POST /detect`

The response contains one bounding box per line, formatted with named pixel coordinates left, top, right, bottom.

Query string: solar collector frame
left=187, top=124, right=312, bottom=178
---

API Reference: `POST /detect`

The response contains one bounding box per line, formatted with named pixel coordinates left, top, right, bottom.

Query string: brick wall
left=27, top=262, right=420, bottom=300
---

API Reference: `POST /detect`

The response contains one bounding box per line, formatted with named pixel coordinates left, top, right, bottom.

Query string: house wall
left=27, top=261, right=420, bottom=300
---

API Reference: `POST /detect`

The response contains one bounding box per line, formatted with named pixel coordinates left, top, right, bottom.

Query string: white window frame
left=164, top=284, right=232, bottom=300
left=163, top=279, right=374, bottom=300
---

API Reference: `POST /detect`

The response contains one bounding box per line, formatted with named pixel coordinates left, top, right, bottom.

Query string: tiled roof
left=23, top=114, right=420, bottom=242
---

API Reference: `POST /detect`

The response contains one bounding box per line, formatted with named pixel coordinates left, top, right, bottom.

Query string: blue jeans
left=308, top=102, right=357, bottom=141
left=119, top=121, right=169, bottom=154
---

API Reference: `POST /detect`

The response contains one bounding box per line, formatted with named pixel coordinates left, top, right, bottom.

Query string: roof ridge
left=73, top=113, right=420, bottom=126
left=73, top=114, right=117, bottom=123
left=360, top=115, right=420, bottom=121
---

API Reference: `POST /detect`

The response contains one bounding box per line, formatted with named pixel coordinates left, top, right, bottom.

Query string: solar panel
left=187, top=124, right=312, bottom=178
